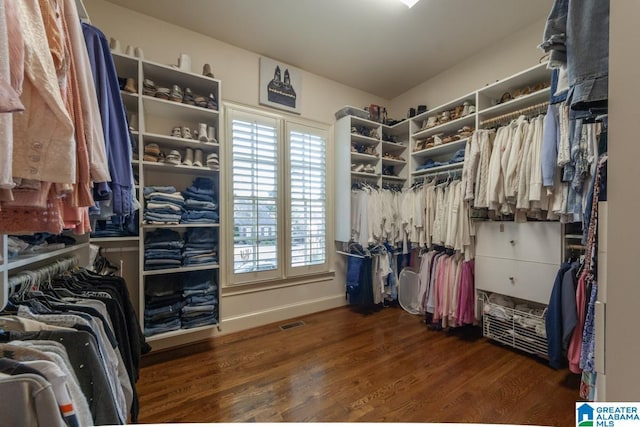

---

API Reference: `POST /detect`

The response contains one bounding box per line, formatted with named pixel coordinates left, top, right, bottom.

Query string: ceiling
left=105, top=0, right=553, bottom=99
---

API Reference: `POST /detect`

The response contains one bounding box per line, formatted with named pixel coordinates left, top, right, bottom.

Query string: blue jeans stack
left=183, top=227, right=218, bottom=267
left=144, top=275, right=184, bottom=336
left=143, top=185, right=185, bottom=224
left=181, top=270, right=218, bottom=329
left=144, top=228, right=185, bottom=270
left=181, top=177, right=219, bottom=224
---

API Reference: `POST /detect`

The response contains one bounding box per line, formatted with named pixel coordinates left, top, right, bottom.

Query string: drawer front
left=476, top=222, right=561, bottom=264
left=476, top=256, right=559, bottom=304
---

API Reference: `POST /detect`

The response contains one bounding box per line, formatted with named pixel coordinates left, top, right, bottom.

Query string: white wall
left=389, top=18, right=547, bottom=119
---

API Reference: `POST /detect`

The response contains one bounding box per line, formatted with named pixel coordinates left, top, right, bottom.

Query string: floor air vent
left=279, top=320, right=305, bottom=331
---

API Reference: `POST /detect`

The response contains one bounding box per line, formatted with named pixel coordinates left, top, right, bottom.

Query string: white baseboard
left=219, top=294, right=347, bottom=335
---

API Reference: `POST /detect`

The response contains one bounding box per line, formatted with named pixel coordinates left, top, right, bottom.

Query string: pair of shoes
left=206, top=152, right=219, bottom=170
left=165, top=150, right=181, bottom=165
left=144, top=143, right=160, bottom=162
left=352, top=164, right=364, bottom=172
left=171, top=127, right=182, bottom=138
left=155, top=87, right=171, bottom=100
left=182, top=88, right=196, bottom=105
left=124, top=78, right=137, bottom=93
left=195, top=123, right=217, bottom=143
left=109, top=37, right=121, bottom=53
left=125, top=45, right=144, bottom=59
left=169, top=85, right=183, bottom=102
left=205, top=93, right=217, bottom=110
left=203, top=64, right=215, bottom=78
left=143, top=79, right=156, bottom=96
left=363, top=164, right=375, bottom=174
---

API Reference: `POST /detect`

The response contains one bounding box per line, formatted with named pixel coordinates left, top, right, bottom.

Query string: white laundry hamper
left=397, top=268, right=421, bottom=315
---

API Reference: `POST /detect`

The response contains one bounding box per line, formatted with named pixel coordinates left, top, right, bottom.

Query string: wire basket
left=478, top=290, right=549, bottom=358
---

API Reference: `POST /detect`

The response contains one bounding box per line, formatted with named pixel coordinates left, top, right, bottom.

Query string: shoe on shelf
left=165, top=150, right=182, bottom=165
left=198, top=123, right=208, bottom=142
left=207, top=126, right=217, bottom=144
left=157, top=151, right=166, bottom=163
left=169, top=85, right=183, bottom=102
left=124, top=78, right=137, bottom=93
left=206, top=93, right=217, bottom=110
left=203, top=63, right=215, bottom=78
left=134, top=47, right=144, bottom=59
left=155, top=87, right=170, bottom=100
left=143, top=79, right=157, bottom=96
left=171, top=126, right=182, bottom=138
left=183, top=148, right=194, bottom=167
left=206, top=153, right=219, bottom=170
left=193, top=149, right=204, bottom=167
left=181, top=126, right=193, bottom=139
left=182, top=88, right=196, bottom=105
left=353, top=164, right=365, bottom=173
left=125, top=45, right=134, bottom=56
left=109, top=37, right=121, bottom=53
left=363, top=164, right=375, bottom=174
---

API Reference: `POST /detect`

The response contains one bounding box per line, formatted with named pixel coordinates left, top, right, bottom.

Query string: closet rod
left=413, top=168, right=462, bottom=184
left=7, top=256, right=78, bottom=302
left=336, top=250, right=365, bottom=259
left=481, top=101, right=549, bottom=127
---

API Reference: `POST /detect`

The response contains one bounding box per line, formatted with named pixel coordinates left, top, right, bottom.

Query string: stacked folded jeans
left=183, top=227, right=218, bottom=266
left=144, top=275, right=184, bottom=336
left=181, top=271, right=218, bottom=329
left=181, top=177, right=219, bottom=224
left=144, top=228, right=185, bottom=270
left=143, top=185, right=185, bottom=224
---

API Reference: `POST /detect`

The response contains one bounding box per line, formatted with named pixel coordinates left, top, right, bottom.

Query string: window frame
left=224, top=103, right=333, bottom=287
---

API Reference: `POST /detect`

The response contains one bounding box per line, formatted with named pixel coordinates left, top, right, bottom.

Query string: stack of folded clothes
left=183, top=227, right=218, bottom=267
left=181, top=177, right=219, bottom=224
left=181, top=270, right=218, bottom=329
left=143, top=185, right=185, bottom=224
left=144, top=228, right=184, bottom=271
left=144, top=275, right=184, bottom=336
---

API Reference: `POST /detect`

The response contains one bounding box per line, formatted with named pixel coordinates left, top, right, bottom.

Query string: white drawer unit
left=475, top=255, right=559, bottom=304
left=476, top=222, right=561, bottom=264
left=476, top=221, right=561, bottom=304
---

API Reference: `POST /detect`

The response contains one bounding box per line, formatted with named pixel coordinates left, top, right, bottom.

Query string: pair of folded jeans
left=143, top=185, right=176, bottom=197
left=183, top=284, right=218, bottom=296
left=181, top=314, right=217, bottom=329
left=145, top=317, right=181, bottom=336
left=185, top=199, right=217, bottom=210
left=184, top=294, right=218, bottom=305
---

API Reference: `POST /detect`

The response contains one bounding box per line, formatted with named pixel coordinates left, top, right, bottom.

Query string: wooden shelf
left=142, top=161, right=219, bottom=174
left=412, top=138, right=468, bottom=160
left=142, top=95, right=219, bottom=123
left=412, top=115, right=475, bottom=140
left=350, top=133, right=379, bottom=145
left=91, top=236, right=140, bottom=243
left=412, top=162, right=464, bottom=177
left=142, top=132, right=219, bottom=150
left=351, top=152, right=379, bottom=162
left=142, top=223, right=219, bottom=229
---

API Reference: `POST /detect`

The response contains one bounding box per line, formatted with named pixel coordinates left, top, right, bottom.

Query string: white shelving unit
left=91, top=51, right=223, bottom=344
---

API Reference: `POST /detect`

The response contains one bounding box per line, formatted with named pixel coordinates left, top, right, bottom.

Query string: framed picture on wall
left=259, top=57, right=302, bottom=114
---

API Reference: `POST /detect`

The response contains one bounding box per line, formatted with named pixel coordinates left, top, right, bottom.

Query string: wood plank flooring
left=137, top=306, right=580, bottom=426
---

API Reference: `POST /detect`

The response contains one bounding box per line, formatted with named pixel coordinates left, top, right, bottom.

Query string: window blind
left=231, top=118, right=279, bottom=273
left=289, top=130, right=327, bottom=267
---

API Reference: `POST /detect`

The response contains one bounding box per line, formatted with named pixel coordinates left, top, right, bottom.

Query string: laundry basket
left=478, top=290, right=549, bottom=357
left=398, top=269, right=421, bottom=315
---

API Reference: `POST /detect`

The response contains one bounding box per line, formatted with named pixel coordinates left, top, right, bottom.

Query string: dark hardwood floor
left=137, top=306, right=580, bottom=426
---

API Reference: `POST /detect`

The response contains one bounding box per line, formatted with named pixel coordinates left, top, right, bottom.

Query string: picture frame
left=259, top=57, right=302, bottom=114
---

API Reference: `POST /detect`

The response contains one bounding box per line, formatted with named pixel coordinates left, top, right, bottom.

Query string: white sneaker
left=182, top=148, right=194, bottom=166
left=193, top=149, right=204, bottom=167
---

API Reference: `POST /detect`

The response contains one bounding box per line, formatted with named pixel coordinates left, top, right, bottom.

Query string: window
left=226, top=105, right=331, bottom=285
left=287, top=124, right=327, bottom=272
